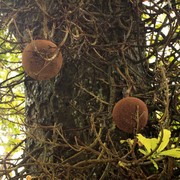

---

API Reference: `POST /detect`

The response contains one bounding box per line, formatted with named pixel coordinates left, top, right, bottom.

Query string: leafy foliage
left=0, top=29, right=24, bottom=156
left=137, top=129, right=180, bottom=169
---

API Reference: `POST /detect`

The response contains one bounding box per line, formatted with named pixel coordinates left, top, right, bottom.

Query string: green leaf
left=150, top=159, right=159, bottom=170
left=137, top=134, right=158, bottom=153
left=139, top=149, right=147, bottom=155
left=157, top=129, right=171, bottom=153
left=118, top=161, right=127, bottom=169
left=158, top=148, right=180, bottom=158
left=137, top=134, right=151, bottom=153
left=149, top=138, right=159, bottom=151
left=120, top=140, right=126, bottom=144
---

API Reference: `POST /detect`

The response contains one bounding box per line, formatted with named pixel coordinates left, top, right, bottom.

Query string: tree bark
left=10, top=0, right=146, bottom=179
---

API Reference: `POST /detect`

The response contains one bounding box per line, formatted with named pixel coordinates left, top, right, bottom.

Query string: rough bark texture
left=9, top=0, right=146, bottom=179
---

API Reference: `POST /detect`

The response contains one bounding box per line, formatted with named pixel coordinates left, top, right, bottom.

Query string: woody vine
left=0, top=0, right=179, bottom=179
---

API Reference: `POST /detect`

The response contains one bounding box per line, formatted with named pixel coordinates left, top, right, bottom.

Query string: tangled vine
left=0, top=0, right=179, bottom=179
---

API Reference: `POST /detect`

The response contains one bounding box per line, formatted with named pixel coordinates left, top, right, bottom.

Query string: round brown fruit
left=112, top=97, right=148, bottom=133
left=22, top=40, right=63, bottom=80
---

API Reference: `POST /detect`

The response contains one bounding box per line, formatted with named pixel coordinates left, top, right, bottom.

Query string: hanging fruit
left=22, top=40, right=63, bottom=80
left=112, top=97, right=148, bottom=133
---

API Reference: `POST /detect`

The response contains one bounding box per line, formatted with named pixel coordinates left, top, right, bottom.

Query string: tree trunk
left=10, top=0, right=146, bottom=179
